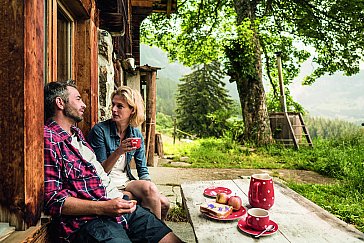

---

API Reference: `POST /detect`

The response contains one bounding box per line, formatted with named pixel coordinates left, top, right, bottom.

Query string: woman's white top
left=71, top=134, right=122, bottom=199
left=109, top=154, right=130, bottom=190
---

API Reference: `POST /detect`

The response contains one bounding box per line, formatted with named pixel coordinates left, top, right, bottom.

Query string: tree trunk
left=229, top=0, right=272, bottom=145
left=236, top=69, right=272, bottom=144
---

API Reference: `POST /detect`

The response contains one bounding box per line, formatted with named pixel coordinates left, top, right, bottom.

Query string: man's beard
left=64, top=105, right=83, bottom=123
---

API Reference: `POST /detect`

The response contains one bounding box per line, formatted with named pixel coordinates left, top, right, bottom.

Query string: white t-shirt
left=71, top=134, right=122, bottom=199
left=109, top=154, right=130, bottom=190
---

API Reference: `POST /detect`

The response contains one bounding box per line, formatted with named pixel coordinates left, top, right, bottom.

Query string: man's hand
left=62, top=197, right=136, bottom=217
left=98, top=197, right=137, bottom=217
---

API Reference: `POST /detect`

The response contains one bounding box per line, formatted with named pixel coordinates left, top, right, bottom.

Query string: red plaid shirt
left=44, top=119, right=126, bottom=242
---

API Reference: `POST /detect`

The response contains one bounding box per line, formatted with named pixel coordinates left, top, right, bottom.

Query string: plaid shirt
left=44, top=119, right=127, bottom=242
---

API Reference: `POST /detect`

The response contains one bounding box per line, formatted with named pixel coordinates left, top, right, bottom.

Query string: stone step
left=0, top=223, right=15, bottom=241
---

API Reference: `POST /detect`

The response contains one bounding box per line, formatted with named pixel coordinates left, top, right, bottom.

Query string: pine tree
left=175, top=61, right=234, bottom=138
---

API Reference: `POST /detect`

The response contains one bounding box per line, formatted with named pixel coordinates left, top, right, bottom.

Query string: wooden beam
left=74, top=4, right=99, bottom=136
left=145, top=69, right=157, bottom=166
left=131, top=0, right=154, bottom=8
left=0, top=0, right=44, bottom=230
left=47, top=0, right=57, bottom=83
left=58, top=0, right=92, bottom=18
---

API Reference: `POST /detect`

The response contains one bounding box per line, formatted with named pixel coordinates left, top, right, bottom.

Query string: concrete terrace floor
left=131, top=163, right=337, bottom=243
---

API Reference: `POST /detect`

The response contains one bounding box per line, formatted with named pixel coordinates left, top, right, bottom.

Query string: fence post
left=173, top=117, right=177, bottom=144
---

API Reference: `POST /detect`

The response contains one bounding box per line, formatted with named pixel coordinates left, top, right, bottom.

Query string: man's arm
left=44, top=128, right=75, bottom=217
left=62, top=197, right=136, bottom=217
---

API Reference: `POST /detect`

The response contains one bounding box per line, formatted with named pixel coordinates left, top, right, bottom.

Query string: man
left=44, top=80, right=183, bottom=243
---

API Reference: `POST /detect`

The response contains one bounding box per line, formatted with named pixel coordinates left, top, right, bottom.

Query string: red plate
left=203, top=186, right=232, bottom=198
left=237, top=218, right=278, bottom=236
left=202, top=206, right=247, bottom=221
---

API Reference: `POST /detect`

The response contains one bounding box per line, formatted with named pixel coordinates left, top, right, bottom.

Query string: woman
left=87, top=86, right=169, bottom=220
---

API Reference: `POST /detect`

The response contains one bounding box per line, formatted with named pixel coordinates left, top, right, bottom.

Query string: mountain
left=141, top=45, right=191, bottom=81
left=289, top=67, right=364, bottom=124
left=140, top=44, right=364, bottom=125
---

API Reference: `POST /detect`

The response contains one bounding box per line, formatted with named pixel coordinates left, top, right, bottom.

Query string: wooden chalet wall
left=0, top=2, right=44, bottom=230
left=0, top=0, right=176, bottom=237
left=47, top=0, right=98, bottom=136
left=0, top=0, right=99, bottom=232
left=73, top=2, right=99, bottom=136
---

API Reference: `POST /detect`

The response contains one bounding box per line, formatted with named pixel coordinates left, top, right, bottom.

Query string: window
left=57, top=3, right=74, bottom=81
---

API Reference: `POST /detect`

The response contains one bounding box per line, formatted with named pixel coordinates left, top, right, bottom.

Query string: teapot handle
left=252, top=181, right=260, bottom=203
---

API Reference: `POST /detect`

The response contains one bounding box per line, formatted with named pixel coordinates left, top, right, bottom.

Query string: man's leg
left=73, top=218, right=131, bottom=243
left=125, top=206, right=183, bottom=243
left=125, top=180, right=170, bottom=219
left=159, top=232, right=184, bottom=243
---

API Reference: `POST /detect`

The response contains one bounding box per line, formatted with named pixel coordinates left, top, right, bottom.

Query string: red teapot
left=248, top=173, right=274, bottom=210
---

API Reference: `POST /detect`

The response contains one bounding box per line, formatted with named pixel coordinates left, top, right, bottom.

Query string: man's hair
left=44, top=80, right=77, bottom=120
left=111, top=86, right=145, bottom=127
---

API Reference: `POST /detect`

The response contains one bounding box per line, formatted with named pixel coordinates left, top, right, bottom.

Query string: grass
left=163, top=135, right=364, bottom=232
left=165, top=202, right=188, bottom=222
left=286, top=182, right=364, bottom=232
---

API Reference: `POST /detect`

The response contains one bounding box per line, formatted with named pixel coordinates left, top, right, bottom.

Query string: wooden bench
left=2, top=217, right=51, bottom=243
left=181, top=178, right=364, bottom=242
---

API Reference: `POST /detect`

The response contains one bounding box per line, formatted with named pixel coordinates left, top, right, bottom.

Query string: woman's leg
left=160, top=194, right=170, bottom=220
left=123, top=189, right=169, bottom=219
left=125, top=180, right=169, bottom=219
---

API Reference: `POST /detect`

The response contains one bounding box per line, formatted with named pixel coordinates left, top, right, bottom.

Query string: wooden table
left=181, top=178, right=364, bottom=242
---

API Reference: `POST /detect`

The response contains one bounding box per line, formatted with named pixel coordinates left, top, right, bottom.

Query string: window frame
left=56, top=1, right=75, bottom=81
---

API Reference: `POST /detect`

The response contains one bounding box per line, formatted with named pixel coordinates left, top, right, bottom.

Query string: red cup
left=248, top=173, right=275, bottom=210
left=130, top=137, right=141, bottom=149
left=246, top=208, right=270, bottom=231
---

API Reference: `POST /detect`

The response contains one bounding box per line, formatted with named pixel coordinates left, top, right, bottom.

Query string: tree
left=175, top=61, right=234, bottom=137
left=141, top=0, right=364, bottom=145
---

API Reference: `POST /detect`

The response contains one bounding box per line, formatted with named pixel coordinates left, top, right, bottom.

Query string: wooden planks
left=256, top=179, right=364, bottom=242
left=181, top=179, right=364, bottom=242
left=181, top=180, right=288, bottom=242
left=0, top=0, right=44, bottom=230
left=131, top=0, right=154, bottom=8
left=74, top=3, right=99, bottom=136
left=0, top=223, right=15, bottom=241
left=2, top=223, right=50, bottom=243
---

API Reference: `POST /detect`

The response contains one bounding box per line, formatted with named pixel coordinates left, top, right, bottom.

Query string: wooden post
left=155, top=133, right=164, bottom=157
left=173, top=117, right=176, bottom=144
left=145, top=68, right=157, bottom=166
left=275, top=52, right=287, bottom=113
left=75, top=6, right=99, bottom=137
left=0, top=1, right=44, bottom=229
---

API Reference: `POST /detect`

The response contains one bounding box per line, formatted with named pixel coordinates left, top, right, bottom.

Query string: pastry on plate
left=200, top=202, right=233, bottom=219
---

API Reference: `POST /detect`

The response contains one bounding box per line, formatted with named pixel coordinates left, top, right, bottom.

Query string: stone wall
left=98, top=29, right=114, bottom=121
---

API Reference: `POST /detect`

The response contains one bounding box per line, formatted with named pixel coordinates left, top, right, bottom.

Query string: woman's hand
left=117, top=138, right=138, bottom=154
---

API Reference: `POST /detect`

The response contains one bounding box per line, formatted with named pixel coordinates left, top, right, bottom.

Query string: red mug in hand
left=248, top=173, right=274, bottom=210
left=130, top=137, right=141, bottom=149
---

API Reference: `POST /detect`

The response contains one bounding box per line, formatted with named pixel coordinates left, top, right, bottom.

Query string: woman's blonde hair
left=111, top=86, right=145, bottom=127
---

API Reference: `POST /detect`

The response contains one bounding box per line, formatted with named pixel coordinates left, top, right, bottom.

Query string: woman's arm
left=133, top=129, right=151, bottom=180
left=88, top=124, right=137, bottom=173
left=88, top=124, right=123, bottom=173
left=101, top=145, right=125, bottom=173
